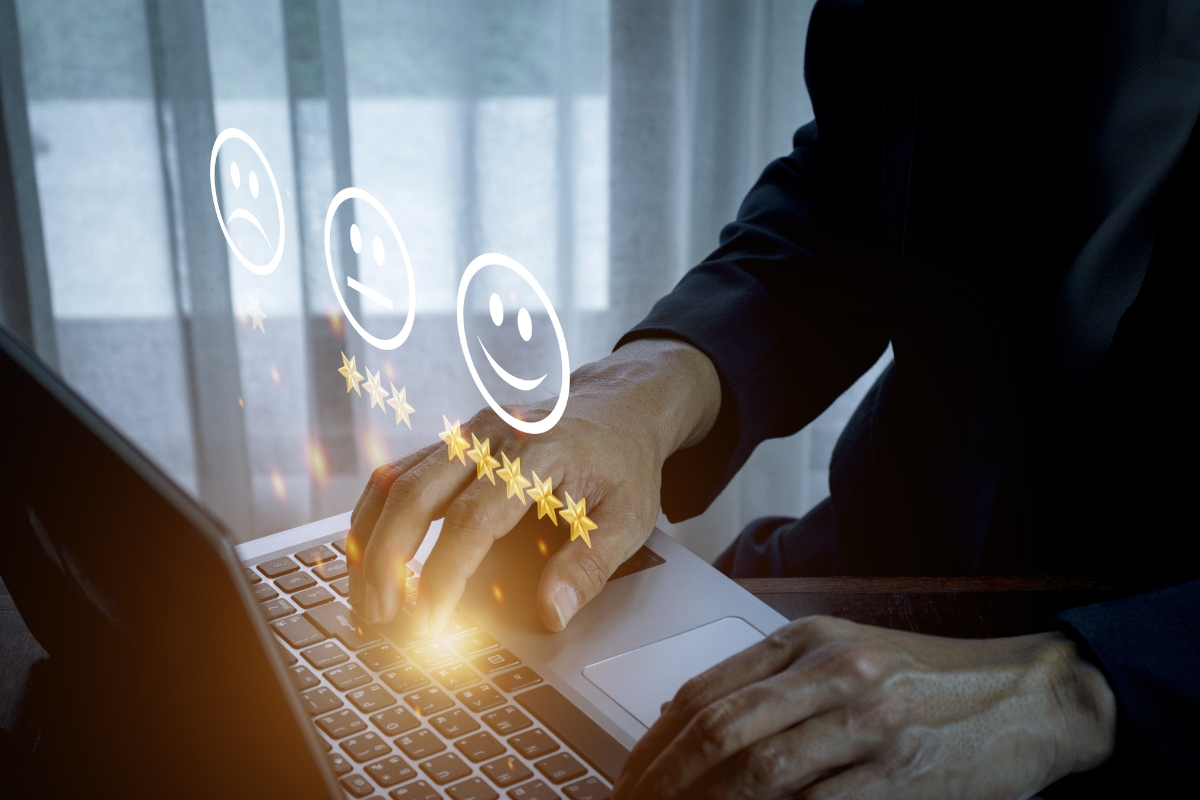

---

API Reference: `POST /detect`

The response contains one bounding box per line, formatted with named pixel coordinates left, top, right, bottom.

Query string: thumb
left=535, top=511, right=648, bottom=632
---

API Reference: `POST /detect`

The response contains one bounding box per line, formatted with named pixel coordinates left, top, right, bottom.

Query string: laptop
left=0, top=321, right=788, bottom=799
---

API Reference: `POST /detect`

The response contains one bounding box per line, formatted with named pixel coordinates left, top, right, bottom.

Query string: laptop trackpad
left=582, top=617, right=765, bottom=728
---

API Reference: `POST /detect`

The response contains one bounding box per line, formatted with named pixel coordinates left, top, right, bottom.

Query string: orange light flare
left=383, top=360, right=396, bottom=383
left=327, top=311, right=344, bottom=336
left=269, top=467, right=287, bottom=502
left=237, top=395, right=245, bottom=409
left=536, top=537, right=549, bottom=558
left=270, top=364, right=281, bottom=386
left=345, top=534, right=361, bottom=566
left=307, top=438, right=330, bottom=483
left=491, top=582, right=504, bottom=604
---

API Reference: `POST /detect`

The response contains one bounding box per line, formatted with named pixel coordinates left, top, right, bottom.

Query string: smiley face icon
left=324, top=187, right=417, bottom=351
left=457, top=253, right=570, bottom=435
left=209, top=128, right=285, bottom=275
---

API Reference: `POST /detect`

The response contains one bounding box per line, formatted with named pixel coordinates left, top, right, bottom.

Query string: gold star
left=387, top=384, right=414, bottom=428
left=245, top=294, right=267, bottom=332
left=439, top=416, right=470, bottom=465
left=363, top=367, right=389, bottom=411
left=560, top=493, right=597, bottom=548
left=466, top=434, right=501, bottom=484
left=496, top=452, right=531, bottom=505
left=528, top=471, right=563, bottom=526
left=338, top=352, right=364, bottom=395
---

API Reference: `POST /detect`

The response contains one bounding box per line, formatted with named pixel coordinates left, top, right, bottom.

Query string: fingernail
left=412, top=598, right=430, bottom=636
left=551, top=584, right=580, bottom=631
left=613, top=773, right=633, bottom=800
left=364, top=584, right=380, bottom=623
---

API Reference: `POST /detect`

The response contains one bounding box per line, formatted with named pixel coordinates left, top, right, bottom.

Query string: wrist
left=1034, top=632, right=1117, bottom=778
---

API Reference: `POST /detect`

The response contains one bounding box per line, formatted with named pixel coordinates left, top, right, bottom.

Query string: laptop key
left=419, top=752, right=471, bottom=785
left=258, top=556, right=300, bottom=578
left=306, top=601, right=381, bottom=650
left=316, top=708, right=367, bottom=739
left=295, top=544, right=338, bottom=566
left=300, top=685, right=343, bottom=715
left=275, top=640, right=298, bottom=666
left=252, top=582, right=279, bottom=602
left=276, top=571, right=317, bottom=593
left=443, top=614, right=479, bottom=638
left=455, top=731, right=505, bottom=763
left=404, top=686, right=455, bottom=717
left=508, top=729, right=558, bottom=759
left=458, top=684, right=505, bottom=713
left=288, top=665, right=319, bottom=691
left=325, top=663, right=371, bottom=691
left=508, top=780, right=560, bottom=799
left=473, top=650, right=521, bottom=675
left=482, top=755, right=534, bottom=787
left=371, top=706, right=420, bottom=736
left=272, top=614, right=325, bottom=648
left=313, top=559, right=348, bottom=581
left=563, top=777, right=610, bottom=800
left=534, top=753, right=586, bottom=785
left=244, top=567, right=262, bottom=584
left=341, top=773, right=375, bottom=798
left=348, top=683, right=397, bottom=713
left=331, top=535, right=349, bottom=555
left=331, top=576, right=351, bottom=597
left=516, top=686, right=629, bottom=783
left=293, top=585, right=334, bottom=609
left=452, top=632, right=499, bottom=657
left=302, top=641, right=349, bottom=669
left=483, top=706, right=532, bottom=736
left=261, top=597, right=297, bottom=621
left=447, top=776, right=500, bottom=800
left=359, top=643, right=404, bottom=671
left=408, top=641, right=455, bottom=670
left=381, top=665, right=429, bottom=694
left=326, top=751, right=353, bottom=776
left=493, top=668, right=542, bottom=694
left=366, top=754, right=417, bottom=788
left=429, top=708, right=480, bottom=739
left=342, top=731, right=392, bottom=763
left=389, top=780, right=440, bottom=800
left=432, top=662, right=481, bottom=691
left=395, top=729, right=446, bottom=760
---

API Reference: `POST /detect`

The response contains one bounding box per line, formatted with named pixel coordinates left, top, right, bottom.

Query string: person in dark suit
left=352, top=0, right=1198, bottom=795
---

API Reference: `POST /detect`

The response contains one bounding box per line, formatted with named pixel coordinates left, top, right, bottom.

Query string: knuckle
left=567, top=549, right=611, bottom=597
left=743, top=742, right=788, bottom=789
left=674, top=672, right=716, bottom=711
left=832, top=643, right=887, bottom=683
left=442, top=495, right=493, bottom=539
left=690, top=703, right=735, bottom=756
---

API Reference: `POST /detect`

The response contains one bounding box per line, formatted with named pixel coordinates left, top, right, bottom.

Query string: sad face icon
left=457, top=253, right=570, bottom=435
left=209, top=128, right=285, bottom=275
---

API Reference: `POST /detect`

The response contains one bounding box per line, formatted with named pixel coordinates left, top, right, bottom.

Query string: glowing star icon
left=440, top=416, right=470, bottom=465
left=363, top=367, right=389, bottom=411
left=560, top=493, right=597, bottom=549
left=466, top=434, right=501, bottom=484
left=528, top=472, right=563, bottom=526
left=387, top=384, right=414, bottom=428
left=497, top=453, right=531, bottom=505
left=245, top=294, right=267, bottom=332
left=338, top=352, right=364, bottom=395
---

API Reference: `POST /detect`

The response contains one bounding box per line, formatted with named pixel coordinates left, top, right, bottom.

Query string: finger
left=798, top=763, right=886, bottom=800
left=360, top=445, right=479, bottom=624
left=690, top=711, right=873, bottom=800
left=414, top=461, right=533, bottom=636
left=534, top=490, right=647, bottom=632
left=632, top=661, right=847, bottom=798
left=348, top=444, right=438, bottom=607
left=617, top=619, right=819, bottom=792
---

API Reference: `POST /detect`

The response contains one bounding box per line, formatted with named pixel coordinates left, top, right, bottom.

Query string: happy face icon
left=209, top=128, right=285, bottom=275
left=324, top=188, right=417, bottom=351
left=457, top=253, right=570, bottom=435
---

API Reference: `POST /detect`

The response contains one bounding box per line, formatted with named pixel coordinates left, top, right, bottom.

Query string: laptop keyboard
left=250, top=533, right=615, bottom=800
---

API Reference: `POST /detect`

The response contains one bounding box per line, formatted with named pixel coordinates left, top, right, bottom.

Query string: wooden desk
left=738, top=576, right=1147, bottom=638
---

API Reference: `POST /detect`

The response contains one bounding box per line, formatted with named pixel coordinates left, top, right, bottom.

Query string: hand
left=348, top=338, right=721, bottom=635
left=614, top=616, right=1116, bottom=800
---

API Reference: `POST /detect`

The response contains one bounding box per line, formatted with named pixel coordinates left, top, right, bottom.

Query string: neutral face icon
left=209, top=128, right=285, bottom=275
left=457, top=253, right=569, bottom=435
left=324, top=187, right=416, bottom=351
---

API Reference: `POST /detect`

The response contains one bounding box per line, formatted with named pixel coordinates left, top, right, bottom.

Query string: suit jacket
left=618, top=0, right=1199, bottom=789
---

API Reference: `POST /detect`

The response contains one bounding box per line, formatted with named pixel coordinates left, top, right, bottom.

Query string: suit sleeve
left=1048, top=581, right=1200, bottom=792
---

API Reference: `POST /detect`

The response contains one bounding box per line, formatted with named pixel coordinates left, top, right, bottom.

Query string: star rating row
left=338, top=352, right=415, bottom=428
left=439, top=417, right=598, bottom=548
